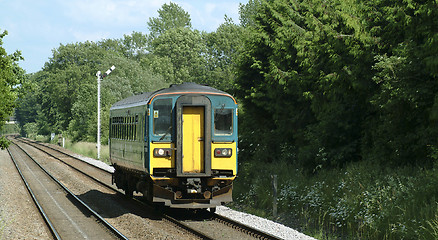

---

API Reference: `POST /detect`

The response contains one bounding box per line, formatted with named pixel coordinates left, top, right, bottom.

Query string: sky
left=0, top=0, right=245, bottom=73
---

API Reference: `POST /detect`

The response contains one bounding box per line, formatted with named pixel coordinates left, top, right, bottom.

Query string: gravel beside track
left=15, top=139, right=197, bottom=240
left=8, top=144, right=123, bottom=240
left=67, top=147, right=316, bottom=240
left=12, top=138, right=316, bottom=240
left=0, top=149, right=52, bottom=239
left=215, top=207, right=315, bottom=240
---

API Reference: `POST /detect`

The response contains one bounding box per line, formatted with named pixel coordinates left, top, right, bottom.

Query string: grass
left=0, top=124, right=20, bottom=135
left=63, top=140, right=110, bottom=165
left=230, top=159, right=438, bottom=239
left=31, top=135, right=110, bottom=165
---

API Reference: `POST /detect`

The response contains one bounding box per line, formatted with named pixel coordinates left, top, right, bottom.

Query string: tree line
left=235, top=0, right=438, bottom=170
left=14, top=2, right=243, bottom=144
left=9, top=0, right=438, bottom=171
left=0, top=30, right=25, bottom=148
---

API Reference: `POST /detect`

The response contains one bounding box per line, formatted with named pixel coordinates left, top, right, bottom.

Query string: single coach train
left=109, top=83, right=238, bottom=210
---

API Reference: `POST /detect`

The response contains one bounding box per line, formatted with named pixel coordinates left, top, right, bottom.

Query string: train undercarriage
left=112, top=165, right=233, bottom=210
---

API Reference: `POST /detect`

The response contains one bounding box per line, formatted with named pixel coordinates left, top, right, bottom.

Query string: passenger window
left=153, top=98, right=172, bottom=136
left=214, top=108, right=233, bottom=135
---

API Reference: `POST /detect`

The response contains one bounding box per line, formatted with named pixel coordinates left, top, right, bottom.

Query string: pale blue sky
left=1, top=0, right=245, bottom=73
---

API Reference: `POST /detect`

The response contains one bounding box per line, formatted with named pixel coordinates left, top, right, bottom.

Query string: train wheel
left=142, top=181, right=153, bottom=202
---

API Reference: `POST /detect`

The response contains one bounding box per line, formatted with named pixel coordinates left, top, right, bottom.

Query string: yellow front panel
left=182, top=106, right=205, bottom=173
left=150, top=142, right=174, bottom=169
left=211, top=142, right=237, bottom=174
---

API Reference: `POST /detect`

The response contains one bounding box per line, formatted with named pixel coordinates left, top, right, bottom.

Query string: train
left=109, top=83, right=238, bottom=211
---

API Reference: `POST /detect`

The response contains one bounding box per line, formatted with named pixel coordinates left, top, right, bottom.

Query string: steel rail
left=14, top=137, right=214, bottom=240
left=10, top=142, right=128, bottom=240
left=16, top=137, right=282, bottom=239
left=15, top=138, right=116, bottom=191
left=159, top=212, right=214, bottom=240
left=7, top=147, right=62, bottom=240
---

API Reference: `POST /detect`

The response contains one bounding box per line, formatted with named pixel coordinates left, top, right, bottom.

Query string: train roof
left=110, top=83, right=234, bottom=110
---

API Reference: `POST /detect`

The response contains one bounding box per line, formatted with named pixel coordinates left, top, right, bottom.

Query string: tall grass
left=230, top=160, right=438, bottom=239
left=63, top=140, right=110, bottom=165
left=31, top=135, right=110, bottom=165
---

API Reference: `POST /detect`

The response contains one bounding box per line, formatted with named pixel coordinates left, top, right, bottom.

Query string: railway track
left=13, top=137, right=283, bottom=240
left=7, top=142, right=127, bottom=240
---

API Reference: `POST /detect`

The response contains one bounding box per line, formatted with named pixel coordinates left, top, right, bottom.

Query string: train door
left=176, top=95, right=212, bottom=177
left=182, top=106, right=205, bottom=173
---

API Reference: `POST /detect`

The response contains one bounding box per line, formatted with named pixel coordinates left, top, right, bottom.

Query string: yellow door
left=182, top=106, right=204, bottom=173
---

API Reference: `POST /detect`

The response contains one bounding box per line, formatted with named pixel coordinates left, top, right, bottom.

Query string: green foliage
left=63, top=139, right=110, bottom=165
left=233, top=2, right=438, bottom=238
left=144, top=3, right=244, bottom=90
left=147, top=2, right=192, bottom=42
left=0, top=124, right=20, bottom=135
left=15, top=2, right=241, bottom=144
left=362, top=0, right=438, bottom=166
left=232, top=160, right=438, bottom=239
left=203, top=16, right=245, bottom=91
left=22, top=122, right=38, bottom=138
left=16, top=40, right=166, bottom=143
left=0, top=29, right=24, bottom=149
left=145, top=27, right=206, bottom=84
left=235, top=0, right=438, bottom=169
left=120, top=31, right=149, bottom=60
left=0, top=137, right=10, bottom=149
left=239, top=0, right=262, bottom=28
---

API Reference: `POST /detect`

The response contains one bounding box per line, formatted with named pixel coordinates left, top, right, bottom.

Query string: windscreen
left=214, top=108, right=233, bottom=135
left=153, top=98, right=172, bottom=136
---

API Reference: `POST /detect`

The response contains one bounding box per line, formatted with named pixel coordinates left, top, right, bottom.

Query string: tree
left=239, top=0, right=262, bottom=28
left=145, top=27, right=206, bottom=84
left=235, top=0, right=438, bottom=170
left=0, top=29, right=23, bottom=148
left=17, top=41, right=166, bottom=143
left=147, top=2, right=191, bottom=43
left=121, top=31, right=149, bottom=60
left=362, top=0, right=438, bottom=166
left=235, top=0, right=377, bottom=169
left=144, top=3, right=207, bottom=84
left=15, top=73, right=41, bottom=135
left=203, top=16, right=244, bottom=91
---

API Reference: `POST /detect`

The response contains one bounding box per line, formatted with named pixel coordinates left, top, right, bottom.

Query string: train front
left=147, top=84, right=238, bottom=208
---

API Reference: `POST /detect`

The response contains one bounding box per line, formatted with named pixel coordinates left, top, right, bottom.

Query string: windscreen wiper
left=159, top=126, right=172, bottom=141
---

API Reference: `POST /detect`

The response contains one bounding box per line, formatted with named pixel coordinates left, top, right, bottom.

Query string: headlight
left=214, top=148, right=232, bottom=157
left=153, top=148, right=172, bottom=157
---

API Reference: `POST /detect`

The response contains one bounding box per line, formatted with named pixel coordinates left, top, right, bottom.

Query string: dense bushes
left=232, top=160, right=438, bottom=239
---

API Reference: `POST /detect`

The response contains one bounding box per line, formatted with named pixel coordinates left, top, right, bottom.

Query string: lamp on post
left=96, top=65, right=115, bottom=160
